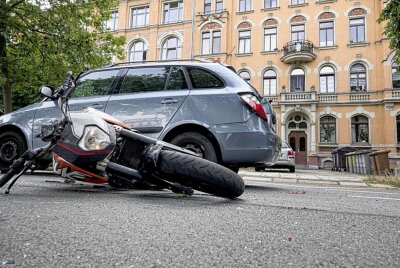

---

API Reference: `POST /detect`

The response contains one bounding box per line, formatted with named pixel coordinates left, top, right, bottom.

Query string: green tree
left=0, top=0, right=125, bottom=113
left=378, top=0, right=400, bottom=63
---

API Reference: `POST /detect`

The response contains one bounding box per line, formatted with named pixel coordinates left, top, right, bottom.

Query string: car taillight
left=288, top=149, right=295, bottom=157
left=240, top=94, right=268, bottom=121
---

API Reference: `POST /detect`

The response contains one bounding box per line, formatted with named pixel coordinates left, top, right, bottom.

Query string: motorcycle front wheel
left=156, top=150, right=245, bottom=199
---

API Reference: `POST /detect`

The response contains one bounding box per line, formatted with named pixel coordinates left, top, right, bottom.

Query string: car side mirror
left=40, top=86, right=55, bottom=98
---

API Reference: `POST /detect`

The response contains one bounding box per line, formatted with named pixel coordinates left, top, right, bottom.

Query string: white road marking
left=325, top=189, right=400, bottom=195
left=349, top=195, right=400, bottom=201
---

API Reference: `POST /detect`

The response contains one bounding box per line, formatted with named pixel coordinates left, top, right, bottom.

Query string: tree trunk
left=0, top=0, right=13, bottom=113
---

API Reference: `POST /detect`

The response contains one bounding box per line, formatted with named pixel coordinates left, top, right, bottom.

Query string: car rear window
left=120, top=67, right=188, bottom=93
left=187, top=67, right=224, bottom=89
left=166, top=67, right=188, bottom=91
left=120, top=67, right=169, bottom=93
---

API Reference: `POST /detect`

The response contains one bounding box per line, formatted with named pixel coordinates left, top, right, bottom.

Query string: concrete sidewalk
left=239, top=169, right=369, bottom=187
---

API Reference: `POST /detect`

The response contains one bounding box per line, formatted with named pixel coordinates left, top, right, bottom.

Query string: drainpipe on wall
left=190, top=0, right=196, bottom=59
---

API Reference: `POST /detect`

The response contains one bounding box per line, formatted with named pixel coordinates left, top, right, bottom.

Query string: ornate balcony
left=281, top=40, right=317, bottom=64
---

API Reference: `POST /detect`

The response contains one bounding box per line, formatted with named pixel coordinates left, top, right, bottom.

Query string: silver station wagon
left=0, top=60, right=281, bottom=172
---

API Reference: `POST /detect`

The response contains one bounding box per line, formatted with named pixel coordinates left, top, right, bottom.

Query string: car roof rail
left=103, top=58, right=213, bottom=68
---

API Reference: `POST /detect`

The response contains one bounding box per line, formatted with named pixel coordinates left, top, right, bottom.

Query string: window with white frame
left=349, top=18, right=365, bottom=43
left=291, top=0, right=305, bottom=5
left=290, top=68, right=305, bottom=92
left=202, top=31, right=221, bottom=54
left=264, top=27, right=277, bottom=51
left=263, top=70, right=277, bottom=96
left=216, top=0, right=224, bottom=12
left=319, top=66, right=335, bottom=93
left=129, top=41, right=147, bottom=62
left=239, top=0, right=251, bottom=12
left=131, top=6, right=149, bottom=28
left=103, top=11, right=118, bottom=31
left=161, top=37, right=182, bottom=60
left=392, top=62, right=400, bottom=88
left=350, top=63, right=367, bottom=91
left=204, top=0, right=211, bottom=14
left=238, top=30, right=251, bottom=54
left=319, top=21, right=334, bottom=47
left=163, top=1, right=183, bottom=24
left=264, top=0, right=277, bottom=8
left=291, top=24, right=305, bottom=41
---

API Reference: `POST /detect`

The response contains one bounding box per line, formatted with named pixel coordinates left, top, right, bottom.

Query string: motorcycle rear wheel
left=156, top=150, right=245, bottom=199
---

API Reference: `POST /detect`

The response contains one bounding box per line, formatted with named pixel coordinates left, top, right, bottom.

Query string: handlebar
left=0, top=169, right=16, bottom=188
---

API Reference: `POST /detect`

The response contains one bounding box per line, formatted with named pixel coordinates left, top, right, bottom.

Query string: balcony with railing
left=280, top=40, right=317, bottom=64
left=264, top=88, right=400, bottom=106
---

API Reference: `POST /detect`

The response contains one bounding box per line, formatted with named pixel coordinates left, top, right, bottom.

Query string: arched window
left=263, top=70, right=277, bottom=96
left=392, top=62, right=400, bottom=89
left=349, top=8, right=367, bottom=43
left=350, top=63, right=367, bottom=91
left=161, top=37, right=182, bottom=60
left=239, top=70, right=251, bottom=83
left=319, top=66, right=335, bottom=93
left=129, top=41, right=147, bottom=62
left=320, top=116, right=336, bottom=143
left=290, top=68, right=305, bottom=92
left=291, top=24, right=305, bottom=42
left=351, top=115, right=369, bottom=143
left=202, top=30, right=221, bottom=55
left=318, top=12, right=335, bottom=47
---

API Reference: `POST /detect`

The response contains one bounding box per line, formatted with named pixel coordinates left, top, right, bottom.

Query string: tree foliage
left=378, top=0, right=400, bottom=63
left=0, top=0, right=125, bottom=112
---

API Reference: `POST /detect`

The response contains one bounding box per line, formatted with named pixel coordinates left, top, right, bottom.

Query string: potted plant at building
left=360, top=129, right=368, bottom=143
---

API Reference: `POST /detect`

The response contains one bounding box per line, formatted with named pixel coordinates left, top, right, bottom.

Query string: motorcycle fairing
left=53, top=154, right=108, bottom=184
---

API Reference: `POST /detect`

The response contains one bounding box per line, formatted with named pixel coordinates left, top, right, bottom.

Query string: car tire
left=289, top=166, right=295, bottom=173
left=170, top=132, right=217, bottom=163
left=0, top=131, right=27, bottom=172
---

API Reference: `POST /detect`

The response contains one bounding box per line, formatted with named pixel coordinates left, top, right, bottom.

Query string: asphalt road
left=1, top=174, right=399, bottom=267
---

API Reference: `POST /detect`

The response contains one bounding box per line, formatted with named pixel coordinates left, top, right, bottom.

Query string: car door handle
left=88, top=103, right=104, bottom=109
left=161, top=98, right=179, bottom=105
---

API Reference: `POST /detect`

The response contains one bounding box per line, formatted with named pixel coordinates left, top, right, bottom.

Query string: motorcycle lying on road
left=0, top=72, right=245, bottom=199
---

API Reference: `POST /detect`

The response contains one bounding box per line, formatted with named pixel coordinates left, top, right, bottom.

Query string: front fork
left=96, top=127, right=195, bottom=195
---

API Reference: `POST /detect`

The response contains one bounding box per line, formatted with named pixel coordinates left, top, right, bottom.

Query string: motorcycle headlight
left=78, top=126, right=111, bottom=151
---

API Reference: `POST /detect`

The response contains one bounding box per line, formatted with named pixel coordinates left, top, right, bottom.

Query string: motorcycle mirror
left=40, top=86, right=55, bottom=99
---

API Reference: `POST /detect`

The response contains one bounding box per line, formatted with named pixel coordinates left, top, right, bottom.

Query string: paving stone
left=338, top=181, right=369, bottom=187
left=273, top=178, right=298, bottom=184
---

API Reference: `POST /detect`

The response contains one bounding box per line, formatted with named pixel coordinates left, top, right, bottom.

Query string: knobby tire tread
left=157, top=150, right=245, bottom=199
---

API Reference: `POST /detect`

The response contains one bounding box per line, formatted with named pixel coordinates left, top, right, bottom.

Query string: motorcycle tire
left=0, top=169, right=16, bottom=188
left=156, top=150, right=245, bottom=199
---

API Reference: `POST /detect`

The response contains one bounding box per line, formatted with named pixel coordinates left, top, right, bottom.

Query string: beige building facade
left=108, top=0, right=399, bottom=169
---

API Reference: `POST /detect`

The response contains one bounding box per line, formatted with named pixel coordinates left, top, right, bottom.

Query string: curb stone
left=239, top=171, right=369, bottom=187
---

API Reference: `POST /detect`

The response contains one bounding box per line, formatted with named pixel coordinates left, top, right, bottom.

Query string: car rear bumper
left=210, top=118, right=281, bottom=166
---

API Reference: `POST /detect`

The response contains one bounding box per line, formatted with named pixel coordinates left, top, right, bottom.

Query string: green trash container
left=345, top=152, right=357, bottom=173
left=332, top=147, right=357, bottom=171
left=358, top=150, right=374, bottom=174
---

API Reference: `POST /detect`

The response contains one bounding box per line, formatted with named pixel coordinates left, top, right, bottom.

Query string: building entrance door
left=289, top=131, right=308, bottom=165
